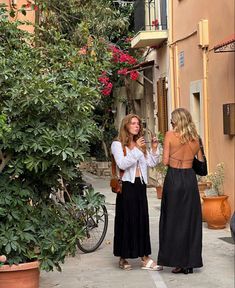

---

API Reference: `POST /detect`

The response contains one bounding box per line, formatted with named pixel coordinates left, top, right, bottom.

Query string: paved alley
left=40, top=172, right=234, bottom=288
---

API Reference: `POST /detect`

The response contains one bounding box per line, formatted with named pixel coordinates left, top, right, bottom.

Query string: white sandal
left=141, top=259, right=163, bottom=271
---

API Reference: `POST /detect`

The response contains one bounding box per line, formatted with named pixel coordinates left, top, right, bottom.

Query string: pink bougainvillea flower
left=127, top=55, right=137, bottom=65
left=130, top=70, right=139, bottom=81
left=101, top=87, right=112, bottom=96
left=125, top=37, right=133, bottom=43
left=106, top=82, right=113, bottom=89
left=98, top=76, right=110, bottom=85
left=109, top=45, right=121, bottom=54
left=119, top=53, right=130, bottom=63
left=117, top=68, right=128, bottom=75
left=78, top=47, right=87, bottom=55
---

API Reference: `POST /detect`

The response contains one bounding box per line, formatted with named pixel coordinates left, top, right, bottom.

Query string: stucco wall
left=172, top=0, right=235, bottom=211
left=1, top=0, right=35, bottom=33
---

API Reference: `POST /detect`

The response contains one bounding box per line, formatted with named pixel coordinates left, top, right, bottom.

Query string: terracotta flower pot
left=202, top=195, right=231, bottom=229
left=0, top=261, right=40, bottom=288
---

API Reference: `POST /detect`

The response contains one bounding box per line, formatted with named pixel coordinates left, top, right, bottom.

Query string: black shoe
left=172, top=267, right=193, bottom=274
left=187, top=268, right=193, bottom=274
left=172, top=267, right=186, bottom=274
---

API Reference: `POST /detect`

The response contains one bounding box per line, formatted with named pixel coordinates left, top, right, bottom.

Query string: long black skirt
left=113, top=177, right=151, bottom=259
left=157, top=167, right=203, bottom=268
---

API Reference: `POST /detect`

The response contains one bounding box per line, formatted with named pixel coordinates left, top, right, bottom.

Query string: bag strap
left=188, top=137, right=206, bottom=158
left=198, top=137, right=206, bottom=160
left=111, top=146, right=126, bottom=178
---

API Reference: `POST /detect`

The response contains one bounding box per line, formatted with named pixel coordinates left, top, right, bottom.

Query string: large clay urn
left=202, top=195, right=231, bottom=229
left=0, top=261, right=40, bottom=288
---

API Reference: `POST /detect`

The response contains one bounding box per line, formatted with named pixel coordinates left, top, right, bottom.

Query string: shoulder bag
left=192, top=137, right=208, bottom=176
left=110, top=146, right=126, bottom=194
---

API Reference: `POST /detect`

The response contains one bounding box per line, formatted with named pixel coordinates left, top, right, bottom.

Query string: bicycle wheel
left=77, top=204, right=108, bottom=253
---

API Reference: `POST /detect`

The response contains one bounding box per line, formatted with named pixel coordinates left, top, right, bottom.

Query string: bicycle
left=50, top=177, right=108, bottom=253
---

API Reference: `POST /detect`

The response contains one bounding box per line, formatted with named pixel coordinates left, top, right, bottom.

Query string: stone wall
left=79, top=159, right=111, bottom=177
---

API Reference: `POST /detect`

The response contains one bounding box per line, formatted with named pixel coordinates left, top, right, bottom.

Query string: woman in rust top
left=157, top=108, right=204, bottom=274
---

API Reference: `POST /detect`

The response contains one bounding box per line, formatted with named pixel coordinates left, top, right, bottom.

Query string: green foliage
left=36, top=0, right=131, bottom=44
left=154, top=162, right=167, bottom=187
left=0, top=5, right=104, bottom=186
left=0, top=174, right=105, bottom=271
left=0, top=5, right=108, bottom=271
left=154, top=133, right=167, bottom=187
left=205, top=163, right=225, bottom=196
left=157, top=132, right=164, bottom=145
left=35, top=0, right=136, bottom=157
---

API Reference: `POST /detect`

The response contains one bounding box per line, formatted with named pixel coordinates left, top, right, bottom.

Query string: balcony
left=131, top=0, right=168, bottom=49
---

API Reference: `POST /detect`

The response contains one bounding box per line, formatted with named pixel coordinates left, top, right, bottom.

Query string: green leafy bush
left=0, top=5, right=108, bottom=271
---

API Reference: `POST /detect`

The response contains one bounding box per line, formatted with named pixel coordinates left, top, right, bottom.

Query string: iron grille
left=134, top=0, right=167, bottom=33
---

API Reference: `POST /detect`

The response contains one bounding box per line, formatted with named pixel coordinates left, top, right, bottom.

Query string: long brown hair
left=117, top=114, right=144, bottom=147
left=171, top=108, right=199, bottom=143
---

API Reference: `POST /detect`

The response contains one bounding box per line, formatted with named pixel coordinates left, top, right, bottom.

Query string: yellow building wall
left=171, top=0, right=235, bottom=211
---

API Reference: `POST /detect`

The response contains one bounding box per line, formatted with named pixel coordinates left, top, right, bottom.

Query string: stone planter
left=0, top=261, right=40, bottom=288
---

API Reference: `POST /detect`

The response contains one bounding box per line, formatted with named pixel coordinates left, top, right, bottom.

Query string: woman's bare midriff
left=135, top=167, right=141, bottom=177
left=129, top=142, right=142, bottom=177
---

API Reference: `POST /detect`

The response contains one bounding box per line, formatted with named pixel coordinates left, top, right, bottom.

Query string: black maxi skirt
left=113, top=177, right=151, bottom=259
left=157, top=167, right=203, bottom=268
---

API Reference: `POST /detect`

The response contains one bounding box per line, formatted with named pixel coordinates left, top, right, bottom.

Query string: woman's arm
left=111, top=141, right=142, bottom=170
left=162, top=131, right=171, bottom=166
left=145, top=145, right=161, bottom=167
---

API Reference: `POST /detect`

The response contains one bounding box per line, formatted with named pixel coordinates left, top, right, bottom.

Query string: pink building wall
left=1, top=0, right=36, bottom=33
left=172, top=0, right=235, bottom=211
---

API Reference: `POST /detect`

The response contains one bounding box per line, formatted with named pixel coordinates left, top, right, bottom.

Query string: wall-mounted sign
left=179, top=51, right=185, bottom=67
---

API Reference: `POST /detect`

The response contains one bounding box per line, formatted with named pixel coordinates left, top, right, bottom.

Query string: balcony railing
left=134, top=0, right=167, bottom=33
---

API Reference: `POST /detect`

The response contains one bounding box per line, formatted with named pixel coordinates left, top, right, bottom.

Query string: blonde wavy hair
left=117, top=114, right=144, bottom=147
left=171, top=108, right=199, bottom=143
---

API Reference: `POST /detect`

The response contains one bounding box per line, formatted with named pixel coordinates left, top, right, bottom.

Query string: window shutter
left=157, top=77, right=168, bottom=135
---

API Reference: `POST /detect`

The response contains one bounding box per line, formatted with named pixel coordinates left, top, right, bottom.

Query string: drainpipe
left=175, top=44, right=180, bottom=107
left=169, top=0, right=176, bottom=110
left=202, top=48, right=210, bottom=168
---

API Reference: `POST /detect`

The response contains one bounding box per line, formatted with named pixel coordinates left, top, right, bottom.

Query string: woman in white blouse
left=111, top=114, right=162, bottom=271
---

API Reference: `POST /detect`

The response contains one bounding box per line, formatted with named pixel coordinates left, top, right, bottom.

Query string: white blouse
left=111, top=141, right=161, bottom=184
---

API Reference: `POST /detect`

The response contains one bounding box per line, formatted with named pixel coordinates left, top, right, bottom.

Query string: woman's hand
left=136, top=137, right=147, bottom=153
left=151, top=136, right=158, bottom=153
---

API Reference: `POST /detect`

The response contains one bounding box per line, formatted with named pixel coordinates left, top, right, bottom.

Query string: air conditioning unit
left=198, top=19, right=209, bottom=48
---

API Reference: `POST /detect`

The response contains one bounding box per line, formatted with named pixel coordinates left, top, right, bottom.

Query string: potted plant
left=154, top=133, right=167, bottom=199
left=202, top=163, right=231, bottom=229
left=155, top=162, right=167, bottom=199
left=0, top=173, right=106, bottom=288
left=197, top=175, right=212, bottom=198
